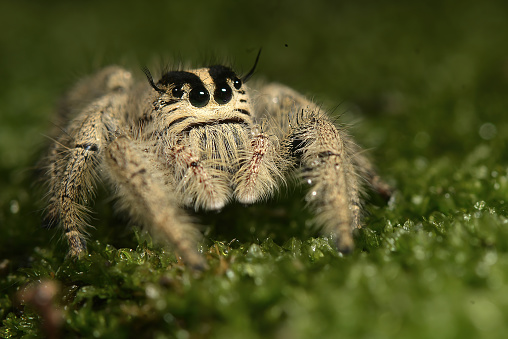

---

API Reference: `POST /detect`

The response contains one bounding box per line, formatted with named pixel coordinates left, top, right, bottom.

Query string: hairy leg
left=233, top=127, right=285, bottom=204
left=44, top=67, right=132, bottom=256
left=294, top=109, right=360, bottom=251
left=352, top=150, right=393, bottom=201
left=255, top=83, right=392, bottom=200
left=105, top=136, right=206, bottom=269
left=162, top=139, right=231, bottom=211
left=255, top=83, right=369, bottom=252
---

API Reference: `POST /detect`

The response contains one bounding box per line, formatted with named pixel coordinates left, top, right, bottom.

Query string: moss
left=2, top=1, right=508, bottom=338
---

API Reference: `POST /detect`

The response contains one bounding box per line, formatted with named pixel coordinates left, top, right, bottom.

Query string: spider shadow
left=195, top=184, right=317, bottom=247
left=84, top=183, right=314, bottom=253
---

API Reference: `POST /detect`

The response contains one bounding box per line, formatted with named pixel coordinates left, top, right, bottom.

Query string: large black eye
left=214, top=84, right=233, bottom=104
left=172, top=85, right=184, bottom=98
left=233, top=77, right=242, bottom=90
left=189, top=86, right=210, bottom=107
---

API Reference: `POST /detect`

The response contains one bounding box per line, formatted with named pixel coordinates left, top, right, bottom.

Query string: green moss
left=2, top=1, right=508, bottom=338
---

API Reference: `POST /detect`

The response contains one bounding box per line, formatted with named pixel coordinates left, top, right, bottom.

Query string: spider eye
left=172, top=86, right=184, bottom=98
left=189, top=86, right=210, bottom=107
left=214, top=84, right=233, bottom=104
left=233, top=78, right=242, bottom=90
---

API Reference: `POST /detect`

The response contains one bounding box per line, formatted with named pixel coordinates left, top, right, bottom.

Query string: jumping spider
left=42, top=53, right=392, bottom=269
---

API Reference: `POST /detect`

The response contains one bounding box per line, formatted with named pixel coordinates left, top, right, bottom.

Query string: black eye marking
left=189, top=85, right=210, bottom=107
left=158, top=71, right=203, bottom=88
left=157, top=71, right=208, bottom=105
left=208, top=65, right=242, bottom=105
left=208, top=65, right=237, bottom=81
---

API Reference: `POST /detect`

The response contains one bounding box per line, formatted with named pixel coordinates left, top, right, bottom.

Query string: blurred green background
left=1, top=0, right=508, bottom=338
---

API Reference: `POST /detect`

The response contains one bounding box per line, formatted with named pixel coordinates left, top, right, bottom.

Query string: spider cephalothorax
left=42, top=54, right=391, bottom=269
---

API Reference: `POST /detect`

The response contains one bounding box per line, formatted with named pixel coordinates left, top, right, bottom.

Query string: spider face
left=42, top=58, right=391, bottom=269
left=138, top=65, right=260, bottom=213
left=146, top=66, right=254, bottom=137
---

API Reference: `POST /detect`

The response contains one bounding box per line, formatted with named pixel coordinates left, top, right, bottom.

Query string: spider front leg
left=44, top=67, right=132, bottom=257
left=165, top=140, right=231, bottom=211
left=353, top=150, right=394, bottom=201
left=256, top=84, right=389, bottom=252
left=234, top=128, right=285, bottom=204
left=105, top=136, right=207, bottom=269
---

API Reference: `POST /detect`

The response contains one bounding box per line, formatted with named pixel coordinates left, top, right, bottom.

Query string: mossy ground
left=2, top=1, right=508, bottom=338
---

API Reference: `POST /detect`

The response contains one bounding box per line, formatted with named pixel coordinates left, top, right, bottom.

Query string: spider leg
left=164, top=139, right=231, bottom=211
left=352, top=150, right=393, bottom=201
left=233, top=129, right=285, bottom=204
left=105, top=136, right=207, bottom=269
left=43, top=67, right=132, bottom=257
left=255, top=83, right=388, bottom=252
left=294, top=109, right=360, bottom=252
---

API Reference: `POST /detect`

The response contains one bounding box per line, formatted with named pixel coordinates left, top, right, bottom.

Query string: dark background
left=1, top=1, right=508, bottom=337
